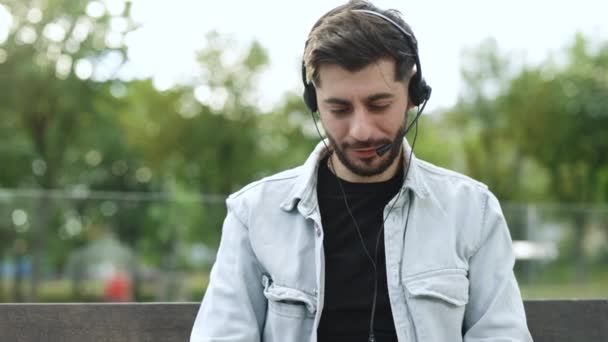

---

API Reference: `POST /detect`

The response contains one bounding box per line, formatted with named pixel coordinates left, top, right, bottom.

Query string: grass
left=2, top=272, right=605, bottom=302
left=521, top=282, right=608, bottom=299
left=0, top=273, right=211, bottom=302
left=519, top=266, right=608, bottom=299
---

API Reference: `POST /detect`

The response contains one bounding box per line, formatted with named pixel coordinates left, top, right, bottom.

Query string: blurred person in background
left=103, top=271, right=132, bottom=302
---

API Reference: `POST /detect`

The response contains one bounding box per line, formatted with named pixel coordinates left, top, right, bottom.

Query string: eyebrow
left=323, top=92, right=394, bottom=105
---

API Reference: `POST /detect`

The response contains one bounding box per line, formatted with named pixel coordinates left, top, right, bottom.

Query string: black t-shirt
left=317, top=155, right=403, bottom=342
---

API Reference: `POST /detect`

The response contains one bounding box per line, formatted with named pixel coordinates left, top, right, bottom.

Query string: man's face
left=316, top=58, right=411, bottom=182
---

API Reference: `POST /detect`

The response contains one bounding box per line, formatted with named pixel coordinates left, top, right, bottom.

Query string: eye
left=369, top=103, right=390, bottom=112
left=330, top=107, right=350, bottom=115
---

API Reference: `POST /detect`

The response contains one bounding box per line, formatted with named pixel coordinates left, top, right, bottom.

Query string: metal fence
left=1, top=188, right=607, bottom=302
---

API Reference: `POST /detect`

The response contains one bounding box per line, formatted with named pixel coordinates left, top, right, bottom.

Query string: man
left=191, top=1, right=532, bottom=341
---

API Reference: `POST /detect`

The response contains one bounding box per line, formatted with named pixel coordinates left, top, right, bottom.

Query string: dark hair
left=303, top=0, right=417, bottom=87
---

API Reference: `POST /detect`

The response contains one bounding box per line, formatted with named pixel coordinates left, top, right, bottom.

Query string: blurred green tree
left=444, top=35, right=608, bottom=282
left=0, top=0, right=136, bottom=300
left=501, top=35, right=608, bottom=280
left=443, top=38, right=528, bottom=201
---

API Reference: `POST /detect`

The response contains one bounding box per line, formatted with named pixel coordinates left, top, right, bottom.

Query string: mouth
left=352, top=148, right=378, bottom=159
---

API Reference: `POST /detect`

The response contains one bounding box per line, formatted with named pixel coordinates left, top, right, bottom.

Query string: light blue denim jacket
left=191, top=141, right=533, bottom=341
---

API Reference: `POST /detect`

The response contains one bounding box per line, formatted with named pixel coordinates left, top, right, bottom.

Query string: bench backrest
left=0, top=300, right=606, bottom=341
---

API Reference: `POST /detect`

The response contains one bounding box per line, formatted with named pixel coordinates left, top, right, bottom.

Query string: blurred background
left=0, top=0, right=607, bottom=303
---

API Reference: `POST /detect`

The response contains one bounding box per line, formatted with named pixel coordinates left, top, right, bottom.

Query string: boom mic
left=375, top=107, right=424, bottom=156
left=375, top=141, right=393, bottom=157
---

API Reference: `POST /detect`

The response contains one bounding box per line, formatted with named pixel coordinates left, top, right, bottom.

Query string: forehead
left=316, top=58, right=405, bottom=98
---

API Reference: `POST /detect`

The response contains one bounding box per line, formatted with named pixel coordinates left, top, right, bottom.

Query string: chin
left=348, top=161, right=386, bottom=178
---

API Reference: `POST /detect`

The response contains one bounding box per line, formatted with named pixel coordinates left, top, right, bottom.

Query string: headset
left=302, top=8, right=432, bottom=342
left=301, top=9, right=432, bottom=115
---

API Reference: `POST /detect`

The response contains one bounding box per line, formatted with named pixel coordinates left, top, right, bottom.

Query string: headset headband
left=302, top=7, right=432, bottom=112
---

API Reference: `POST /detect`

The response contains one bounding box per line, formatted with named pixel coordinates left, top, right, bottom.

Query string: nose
left=349, top=107, right=374, bottom=142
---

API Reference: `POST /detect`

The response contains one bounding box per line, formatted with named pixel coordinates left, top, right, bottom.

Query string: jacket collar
left=280, top=139, right=430, bottom=215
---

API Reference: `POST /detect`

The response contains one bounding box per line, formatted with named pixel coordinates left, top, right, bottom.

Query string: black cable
left=311, top=100, right=424, bottom=342
left=367, top=107, right=420, bottom=342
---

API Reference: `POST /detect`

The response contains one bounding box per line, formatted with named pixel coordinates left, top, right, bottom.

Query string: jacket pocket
left=261, top=275, right=317, bottom=341
left=262, top=274, right=317, bottom=318
left=402, top=268, right=469, bottom=342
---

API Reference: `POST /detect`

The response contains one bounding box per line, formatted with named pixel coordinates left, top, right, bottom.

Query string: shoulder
left=414, top=158, right=498, bottom=222
left=230, top=167, right=301, bottom=198
left=414, top=158, right=505, bottom=254
left=225, top=166, right=304, bottom=220
left=415, top=158, right=490, bottom=198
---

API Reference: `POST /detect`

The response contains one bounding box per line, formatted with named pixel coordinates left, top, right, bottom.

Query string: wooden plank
left=0, top=303, right=199, bottom=342
left=0, top=301, right=606, bottom=341
left=524, top=300, right=608, bottom=342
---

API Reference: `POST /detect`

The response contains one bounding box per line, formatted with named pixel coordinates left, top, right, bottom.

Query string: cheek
left=371, top=116, right=399, bottom=137
left=321, top=117, right=347, bottom=139
left=386, top=112, right=407, bottom=133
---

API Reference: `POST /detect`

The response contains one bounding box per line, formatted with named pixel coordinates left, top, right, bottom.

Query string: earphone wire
left=310, top=100, right=424, bottom=342
left=367, top=105, right=420, bottom=342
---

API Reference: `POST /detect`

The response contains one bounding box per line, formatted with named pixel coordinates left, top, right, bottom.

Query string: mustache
left=342, top=139, right=393, bottom=149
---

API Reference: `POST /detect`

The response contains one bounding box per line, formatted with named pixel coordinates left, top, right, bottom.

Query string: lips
left=353, top=148, right=377, bottom=158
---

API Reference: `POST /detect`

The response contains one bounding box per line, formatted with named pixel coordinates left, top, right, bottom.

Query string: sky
left=124, top=0, right=607, bottom=112
left=3, top=0, right=608, bottom=112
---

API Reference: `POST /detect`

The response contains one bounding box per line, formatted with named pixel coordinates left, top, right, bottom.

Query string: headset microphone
left=375, top=98, right=428, bottom=156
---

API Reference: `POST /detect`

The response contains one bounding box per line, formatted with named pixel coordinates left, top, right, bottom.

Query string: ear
left=406, top=100, right=416, bottom=112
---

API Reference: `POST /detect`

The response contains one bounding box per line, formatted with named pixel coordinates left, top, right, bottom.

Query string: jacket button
left=315, top=227, right=322, bottom=237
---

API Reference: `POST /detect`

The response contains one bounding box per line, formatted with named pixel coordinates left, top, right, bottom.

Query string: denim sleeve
left=190, top=201, right=267, bottom=341
left=463, top=191, right=533, bottom=342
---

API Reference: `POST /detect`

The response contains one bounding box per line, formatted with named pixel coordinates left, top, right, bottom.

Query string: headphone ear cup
left=409, top=78, right=432, bottom=106
left=303, top=84, right=318, bottom=112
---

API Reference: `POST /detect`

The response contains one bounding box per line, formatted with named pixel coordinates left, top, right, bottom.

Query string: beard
left=326, top=121, right=406, bottom=178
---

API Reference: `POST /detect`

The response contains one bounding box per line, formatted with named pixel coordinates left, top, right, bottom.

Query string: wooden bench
left=0, top=300, right=606, bottom=341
